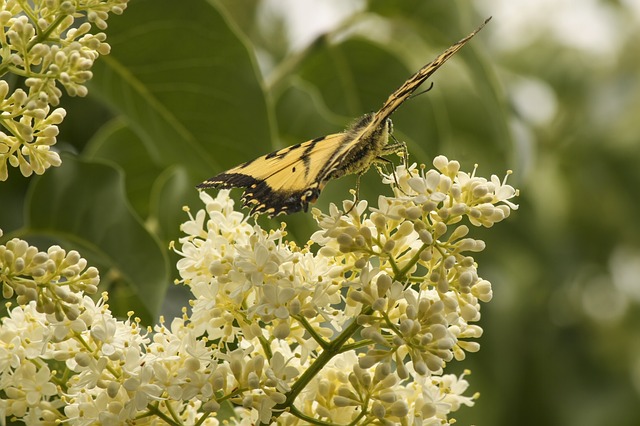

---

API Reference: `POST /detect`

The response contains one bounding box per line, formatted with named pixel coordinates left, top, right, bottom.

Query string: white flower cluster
left=0, top=0, right=128, bottom=180
left=173, top=156, right=517, bottom=424
left=312, top=156, right=518, bottom=374
left=0, top=234, right=99, bottom=319
left=0, top=157, right=517, bottom=425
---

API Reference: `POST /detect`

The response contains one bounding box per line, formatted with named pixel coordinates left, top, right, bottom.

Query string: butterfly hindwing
left=198, top=133, right=352, bottom=215
left=199, top=18, right=490, bottom=216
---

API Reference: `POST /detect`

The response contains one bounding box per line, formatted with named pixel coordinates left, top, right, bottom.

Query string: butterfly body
left=199, top=18, right=490, bottom=216
left=322, top=114, right=391, bottom=180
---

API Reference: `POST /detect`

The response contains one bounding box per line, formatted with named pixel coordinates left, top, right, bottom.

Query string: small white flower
left=6, top=362, right=57, bottom=405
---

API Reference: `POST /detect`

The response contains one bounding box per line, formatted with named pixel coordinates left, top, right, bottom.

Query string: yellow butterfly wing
left=198, top=133, right=353, bottom=216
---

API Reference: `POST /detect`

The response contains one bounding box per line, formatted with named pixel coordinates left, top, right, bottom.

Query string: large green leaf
left=150, top=164, right=203, bottom=245
left=84, top=118, right=164, bottom=219
left=90, top=0, right=273, bottom=178
left=24, top=155, right=169, bottom=322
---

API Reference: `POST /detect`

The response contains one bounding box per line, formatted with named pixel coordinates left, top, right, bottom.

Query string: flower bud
left=383, top=239, right=395, bottom=252
left=376, top=273, right=392, bottom=295
left=418, top=229, right=432, bottom=244
left=63, top=304, right=80, bottom=320
left=202, top=400, right=220, bottom=412
left=443, top=255, right=456, bottom=270
left=374, top=362, right=391, bottom=381
left=389, top=400, right=409, bottom=417
left=371, top=212, right=386, bottom=230
left=404, top=206, right=422, bottom=220
left=437, top=276, right=449, bottom=293
left=421, top=200, right=437, bottom=213
left=434, top=221, right=447, bottom=238
left=334, top=395, right=358, bottom=407
left=419, top=248, right=432, bottom=262
left=74, top=352, right=92, bottom=367
left=247, top=371, right=260, bottom=389
left=399, top=319, right=415, bottom=336
left=372, top=297, right=386, bottom=311
left=413, top=359, right=428, bottom=375
left=273, top=321, right=290, bottom=339
left=354, top=256, right=368, bottom=269
left=371, top=401, right=386, bottom=418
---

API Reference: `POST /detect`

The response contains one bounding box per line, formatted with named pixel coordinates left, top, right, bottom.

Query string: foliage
left=2, top=0, right=638, bottom=425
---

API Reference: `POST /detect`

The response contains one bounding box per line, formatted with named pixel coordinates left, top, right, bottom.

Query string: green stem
left=218, top=387, right=249, bottom=403
left=194, top=411, right=211, bottom=426
left=296, top=315, right=330, bottom=350
left=27, top=14, right=68, bottom=49
left=394, top=242, right=429, bottom=282
left=288, top=406, right=335, bottom=426
left=164, top=400, right=184, bottom=425
left=257, top=332, right=273, bottom=360
left=142, top=402, right=180, bottom=425
left=339, top=338, right=374, bottom=353
left=260, top=306, right=374, bottom=426
left=380, top=311, right=402, bottom=336
left=15, top=0, right=37, bottom=23
left=386, top=255, right=401, bottom=277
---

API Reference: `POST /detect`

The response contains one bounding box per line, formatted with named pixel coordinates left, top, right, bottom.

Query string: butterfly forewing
left=366, top=17, right=491, bottom=133
left=199, top=18, right=490, bottom=217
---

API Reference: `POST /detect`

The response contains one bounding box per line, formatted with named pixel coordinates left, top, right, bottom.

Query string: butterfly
left=198, top=18, right=490, bottom=217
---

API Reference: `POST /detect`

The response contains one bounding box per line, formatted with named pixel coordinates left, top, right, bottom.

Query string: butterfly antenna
left=408, top=81, right=435, bottom=101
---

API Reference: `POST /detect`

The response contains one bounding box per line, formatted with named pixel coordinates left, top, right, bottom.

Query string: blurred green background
left=2, top=0, right=640, bottom=424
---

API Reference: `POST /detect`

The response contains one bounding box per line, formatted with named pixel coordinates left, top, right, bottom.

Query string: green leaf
left=24, top=154, right=169, bottom=322
left=274, top=78, right=342, bottom=141
left=150, top=164, right=202, bottom=245
left=0, top=171, right=30, bottom=234
left=84, top=118, right=163, bottom=219
left=89, top=0, right=273, bottom=178
left=295, top=38, right=412, bottom=118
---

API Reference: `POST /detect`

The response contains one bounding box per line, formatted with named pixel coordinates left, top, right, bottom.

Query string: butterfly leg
left=373, top=156, right=394, bottom=176
left=375, top=138, right=409, bottom=195
left=373, top=157, right=407, bottom=196
left=382, top=135, right=408, bottom=166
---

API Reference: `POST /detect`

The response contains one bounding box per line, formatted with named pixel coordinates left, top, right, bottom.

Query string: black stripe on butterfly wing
left=245, top=133, right=354, bottom=215
left=240, top=152, right=324, bottom=215
left=367, top=17, right=491, bottom=132
left=199, top=135, right=328, bottom=189
left=198, top=133, right=349, bottom=216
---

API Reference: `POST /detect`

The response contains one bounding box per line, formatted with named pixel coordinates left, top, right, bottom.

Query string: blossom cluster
left=176, top=156, right=517, bottom=424
left=0, top=234, right=99, bottom=319
left=0, top=157, right=517, bottom=425
left=0, top=0, right=128, bottom=180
